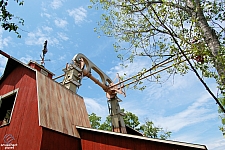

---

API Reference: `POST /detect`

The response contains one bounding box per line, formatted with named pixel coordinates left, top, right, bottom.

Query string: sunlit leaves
left=121, top=108, right=140, bottom=129
left=89, top=111, right=171, bottom=140
left=0, top=0, right=24, bottom=38
left=89, top=113, right=101, bottom=129
left=138, top=120, right=171, bottom=139
left=99, top=116, right=112, bottom=131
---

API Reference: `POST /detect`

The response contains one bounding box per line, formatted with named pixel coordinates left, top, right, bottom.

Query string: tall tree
left=90, top=0, right=225, bottom=135
left=88, top=112, right=171, bottom=140
left=121, top=108, right=140, bottom=129
left=89, top=113, right=101, bottom=129
left=0, top=0, right=24, bottom=37
left=138, top=120, right=171, bottom=140
left=99, top=115, right=112, bottom=131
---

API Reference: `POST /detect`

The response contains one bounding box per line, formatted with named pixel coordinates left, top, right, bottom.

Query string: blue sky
left=0, top=0, right=225, bottom=149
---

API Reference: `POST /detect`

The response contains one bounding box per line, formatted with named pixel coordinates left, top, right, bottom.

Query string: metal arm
left=62, top=53, right=127, bottom=133
left=72, top=53, right=113, bottom=92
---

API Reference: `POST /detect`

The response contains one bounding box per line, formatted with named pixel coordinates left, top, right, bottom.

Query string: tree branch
left=149, top=4, right=225, bottom=113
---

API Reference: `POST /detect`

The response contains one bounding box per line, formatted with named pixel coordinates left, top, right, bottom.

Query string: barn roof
left=76, top=126, right=207, bottom=150
left=0, top=50, right=36, bottom=84
left=0, top=50, right=55, bottom=82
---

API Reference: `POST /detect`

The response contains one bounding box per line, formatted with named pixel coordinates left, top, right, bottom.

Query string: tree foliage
left=99, top=115, right=112, bottom=131
left=121, top=108, right=140, bottom=129
left=89, top=113, right=101, bottom=129
left=0, top=0, right=24, bottom=37
left=138, top=120, right=171, bottom=140
left=97, top=109, right=140, bottom=131
left=88, top=111, right=171, bottom=140
left=90, top=0, right=225, bottom=135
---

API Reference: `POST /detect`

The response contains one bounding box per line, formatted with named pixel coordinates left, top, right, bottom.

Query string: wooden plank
left=12, top=66, right=41, bottom=149
left=37, top=71, right=90, bottom=138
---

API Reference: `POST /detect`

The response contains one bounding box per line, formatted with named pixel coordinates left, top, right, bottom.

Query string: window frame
left=0, top=88, right=19, bottom=127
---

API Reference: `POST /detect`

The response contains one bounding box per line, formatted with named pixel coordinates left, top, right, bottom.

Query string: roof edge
left=76, top=126, right=207, bottom=149
left=0, top=50, right=10, bottom=58
left=0, top=51, right=37, bottom=83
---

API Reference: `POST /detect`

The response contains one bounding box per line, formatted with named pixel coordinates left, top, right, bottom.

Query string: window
left=0, top=89, right=18, bottom=127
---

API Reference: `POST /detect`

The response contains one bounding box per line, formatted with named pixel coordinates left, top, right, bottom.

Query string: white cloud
left=54, top=18, right=68, bottom=28
left=20, top=55, right=34, bottom=64
left=0, top=28, right=12, bottom=49
left=67, top=7, right=87, bottom=24
left=51, top=0, right=65, bottom=9
left=42, top=26, right=53, bottom=33
left=207, top=138, right=225, bottom=150
left=41, top=13, right=51, bottom=18
left=0, top=55, right=7, bottom=66
left=107, top=58, right=150, bottom=78
left=120, top=101, right=148, bottom=117
left=142, top=71, right=199, bottom=103
left=0, top=55, right=7, bottom=74
left=0, top=37, right=11, bottom=49
left=26, top=27, right=59, bottom=46
left=57, top=32, right=69, bottom=41
left=83, top=97, right=108, bottom=118
left=169, top=73, right=196, bottom=90
left=0, top=29, right=11, bottom=75
left=59, top=54, right=66, bottom=60
left=153, top=93, right=217, bottom=132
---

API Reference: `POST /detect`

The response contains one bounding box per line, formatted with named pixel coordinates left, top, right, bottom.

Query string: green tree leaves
left=121, top=108, right=140, bottom=129
left=0, top=0, right=24, bottom=38
left=99, top=115, right=112, bottom=131
left=138, top=120, right=171, bottom=140
left=89, top=111, right=171, bottom=140
left=89, top=113, right=101, bottom=129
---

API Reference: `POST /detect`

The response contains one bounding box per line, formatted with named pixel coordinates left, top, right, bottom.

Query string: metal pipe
left=110, top=57, right=183, bottom=89
left=83, top=70, right=109, bottom=92
left=53, top=74, right=65, bottom=80
left=122, top=59, right=186, bottom=88
left=123, top=64, right=172, bottom=88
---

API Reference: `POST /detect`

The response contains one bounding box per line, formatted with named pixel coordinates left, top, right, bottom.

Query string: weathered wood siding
left=0, top=65, right=42, bottom=150
left=36, top=71, right=90, bottom=138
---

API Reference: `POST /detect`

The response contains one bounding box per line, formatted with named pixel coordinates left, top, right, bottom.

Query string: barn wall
left=28, top=62, right=54, bottom=79
left=36, top=71, right=91, bottom=138
left=40, top=127, right=81, bottom=150
left=78, top=129, right=204, bottom=150
left=0, top=65, right=42, bottom=150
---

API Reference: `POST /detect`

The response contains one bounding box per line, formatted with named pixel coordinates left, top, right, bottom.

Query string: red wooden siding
left=0, top=65, right=42, bottom=150
left=28, top=61, right=54, bottom=79
left=36, top=71, right=91, bottom=138
left=40, top=127, right=81, bottom=150
left=77, top=127, right=207, bottom=150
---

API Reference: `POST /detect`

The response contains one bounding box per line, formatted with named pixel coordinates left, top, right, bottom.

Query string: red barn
left=0, top=50, right=207, bottom=150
